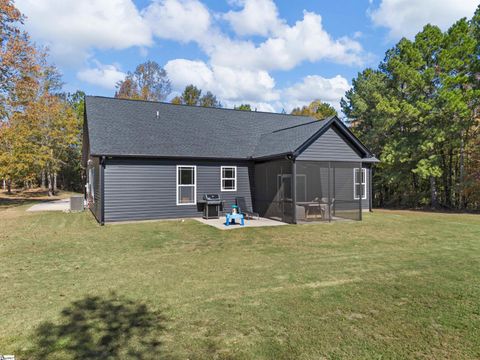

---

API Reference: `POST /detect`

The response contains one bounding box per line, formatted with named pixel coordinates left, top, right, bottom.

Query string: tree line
left=341, top=6, right=480, bottom=210
left=114, top=62, right=336, bottom=116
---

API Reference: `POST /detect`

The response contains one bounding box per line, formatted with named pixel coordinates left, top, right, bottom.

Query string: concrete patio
left=194, top=216, right=287, bottom=230
left=27, top=199, right=71, bottom=212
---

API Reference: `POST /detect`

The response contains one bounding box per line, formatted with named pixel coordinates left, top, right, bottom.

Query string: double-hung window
left=221, top=166, right=237, bottom=191
left=177, top=165, right=196, bottom=205
left=353, top=168, right=367, bottom=200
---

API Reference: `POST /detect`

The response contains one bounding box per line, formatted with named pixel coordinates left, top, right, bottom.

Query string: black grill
left=202, top=194, right=222, bottom=219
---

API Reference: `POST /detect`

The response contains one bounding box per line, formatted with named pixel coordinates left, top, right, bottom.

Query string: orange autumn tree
left=0, top=0, right=80, bottom=195
left=0, top=0, right=39, bottom=192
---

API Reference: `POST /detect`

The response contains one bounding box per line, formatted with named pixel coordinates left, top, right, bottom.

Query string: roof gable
left=293, top=117, right=372, bottom=159
left=296, top=125, right=362, bottom=161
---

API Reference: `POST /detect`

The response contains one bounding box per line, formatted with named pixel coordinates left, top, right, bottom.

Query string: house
left=82, top=96, right=379, bottom=225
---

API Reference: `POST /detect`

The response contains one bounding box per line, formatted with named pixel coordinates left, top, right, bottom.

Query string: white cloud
left=16, top=0, right=152, bottom=65
left=17, top=0, right=361, bottom=112
left=77, top=62, right=126, bottom=89
left=164, top=59, right=214, bottom=90
left=223, top=0, right=284, bottom=36
left=283, top=75, right=351, bottom=112
left=370, top=0, right=478, bottom=39
left=165, top=59, right=278, bottom=103
left=144, top=0, right=366, bottom=71
left=209, top=11, right=365, bottom=71
left=143, top=0, right=211, bottom=43
left=165, top=59, right=351, bottom=112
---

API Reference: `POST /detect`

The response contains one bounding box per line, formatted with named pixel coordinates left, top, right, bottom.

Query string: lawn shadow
left=29, top=293, right=169, bottom=360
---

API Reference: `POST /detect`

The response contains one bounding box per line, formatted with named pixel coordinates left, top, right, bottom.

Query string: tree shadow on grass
left=30, top=293, right=169, bottom=360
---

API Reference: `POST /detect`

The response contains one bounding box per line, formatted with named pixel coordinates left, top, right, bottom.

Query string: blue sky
left=16, top=0, right=478, bottom=113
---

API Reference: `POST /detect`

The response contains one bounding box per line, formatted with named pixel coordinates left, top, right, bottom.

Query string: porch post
left=292, top=158, right=297, bottom=224
left=369, top=166, right=373, bottom=212
left=332, top=163, right=336, bottom=217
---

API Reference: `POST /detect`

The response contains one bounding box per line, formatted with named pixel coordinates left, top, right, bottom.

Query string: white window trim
left=176, top=165, right=197, bottom=205
left=353, top=168, right=367, bottom=200
left=220, top=166, right=237, bottom=192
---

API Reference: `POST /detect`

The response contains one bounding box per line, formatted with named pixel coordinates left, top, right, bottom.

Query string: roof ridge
left=269, top=116, right=332, bottom=134
left=86, top=95, right=311, bottom=119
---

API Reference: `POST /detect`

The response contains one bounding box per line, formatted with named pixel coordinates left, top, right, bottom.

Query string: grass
left=0, top=198, right=479, bottom=359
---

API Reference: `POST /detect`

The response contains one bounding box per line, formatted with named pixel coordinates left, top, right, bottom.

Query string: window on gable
left=177, top=165, right=196, bottom=205
left=354, top=168, right=367, bottom=200
left=221, top=166, right=237, bottom=191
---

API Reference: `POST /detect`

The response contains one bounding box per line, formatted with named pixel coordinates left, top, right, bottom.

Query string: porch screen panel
left=332, top=161, right=361, bottom=221
left=295, top=161, right=330, bottom=222
left=254, top=159, right=293, bottom=223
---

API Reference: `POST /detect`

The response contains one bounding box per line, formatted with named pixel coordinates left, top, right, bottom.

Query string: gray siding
left=103, top=158, right=254, bottom=222
left=297, top=127, right=362, bottom=161
left=332, top=165, right=370, bottom=211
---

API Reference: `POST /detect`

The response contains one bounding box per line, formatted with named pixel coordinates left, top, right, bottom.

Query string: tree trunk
left=53, top=172, right=57, bottom=194
left=458, top=135, right=465, bottom=210
left=430, top=176, right=438, bottom=209
left=2, top=178, right=5, bottom=191
left=7, top=179, right=12, bottom=194
left=448, top=148, right=454, bottom=208
left=47, top=173, right=53, bottom=197
left=41, top=170, right=46, bottom=189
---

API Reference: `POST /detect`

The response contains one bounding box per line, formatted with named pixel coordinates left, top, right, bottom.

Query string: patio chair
left=320, top=197, right=335, bottom=220
left=306, top=197, right=322, bottom=219
left=235, top=197, right=259, bottom=220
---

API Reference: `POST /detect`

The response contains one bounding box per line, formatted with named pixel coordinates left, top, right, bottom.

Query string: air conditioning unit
left=70, top=196, right=84, bottom=212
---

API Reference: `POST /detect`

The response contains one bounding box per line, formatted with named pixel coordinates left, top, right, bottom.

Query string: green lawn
left=1, top=202, right=479, bottom=359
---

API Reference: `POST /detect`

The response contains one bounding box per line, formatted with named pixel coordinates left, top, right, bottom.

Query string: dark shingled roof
left=84, top=96, right=375, bottom=161
left=252, top=119, right=332, bottom=159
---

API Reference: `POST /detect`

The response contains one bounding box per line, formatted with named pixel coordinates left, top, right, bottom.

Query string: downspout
left=292, top=157, right=297, bottom=224
left=100, top=156, right=106, bottom=226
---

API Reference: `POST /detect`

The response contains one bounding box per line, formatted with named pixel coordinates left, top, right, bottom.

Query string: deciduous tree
left=234, top=104, right=252, bottom=111
left=199, top=91, right=221, bottom=108
left=115, top=61, right=171, bottom=101
left=291, top=100, right=337, bottom=119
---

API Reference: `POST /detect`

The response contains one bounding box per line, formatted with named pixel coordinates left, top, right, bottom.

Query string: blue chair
left=225, top=206, right=245, bottom=226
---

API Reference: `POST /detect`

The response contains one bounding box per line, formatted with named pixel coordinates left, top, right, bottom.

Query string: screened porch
left=254, top=159, right=366, bottom=223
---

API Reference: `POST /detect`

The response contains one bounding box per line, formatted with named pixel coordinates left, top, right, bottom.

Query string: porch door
left=277, top=174, right=293, bottom=222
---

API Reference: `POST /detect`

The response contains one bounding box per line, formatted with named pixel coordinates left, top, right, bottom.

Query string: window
left=221, top=166, right=237, bottom=191
left=354, top=168, right=367, bottom=200
left=177, top=165, right=196, bottom=205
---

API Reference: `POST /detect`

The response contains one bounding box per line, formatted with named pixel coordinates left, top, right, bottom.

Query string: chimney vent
left=156, top=110, right=159, bottom=119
